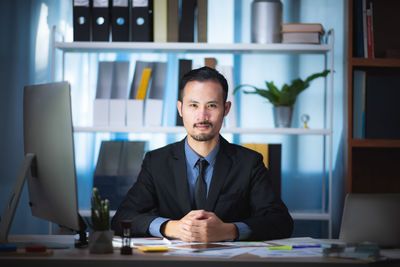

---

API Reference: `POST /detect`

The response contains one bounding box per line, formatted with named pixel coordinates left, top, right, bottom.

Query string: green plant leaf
left=279, top=91, right=292, bottom=106
left=265, top=81, right=280, bottom=98
left=254, top=88, right=280, bottom=105
left=281, top=83, right=289, bottom=93
left=234, top=69, right=330, bottom=107
left=289, top=78, right=307, bottom=96
left=90, top=187, right=110, bottom=231
left=304, top=69, right=330, bottom=84
left=233, top=84, right=259, bottom=94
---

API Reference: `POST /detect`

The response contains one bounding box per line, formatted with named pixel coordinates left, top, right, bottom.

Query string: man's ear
left=224, top=101, right=232, bottom=116
left=177, top=100, right=183, bottom=117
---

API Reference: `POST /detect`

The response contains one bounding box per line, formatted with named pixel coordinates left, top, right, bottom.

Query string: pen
left=292, top=245, right=321, bottom=249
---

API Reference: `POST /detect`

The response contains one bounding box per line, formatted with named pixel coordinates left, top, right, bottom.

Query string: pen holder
left=88, top=230, right=114, bottom=254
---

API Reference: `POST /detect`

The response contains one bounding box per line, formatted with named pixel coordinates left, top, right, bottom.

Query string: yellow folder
left=136, top=68, right=152, bottom=100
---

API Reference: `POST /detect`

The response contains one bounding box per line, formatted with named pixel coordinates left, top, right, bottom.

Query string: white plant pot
left=88, top=230, right=114, bottom=254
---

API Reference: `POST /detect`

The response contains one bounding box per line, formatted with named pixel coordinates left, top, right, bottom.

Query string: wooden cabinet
left=346, top=0, right=400, bottom=193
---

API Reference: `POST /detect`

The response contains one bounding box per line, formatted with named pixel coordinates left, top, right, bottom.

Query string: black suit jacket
left=111, top=136, right=293, bottom=241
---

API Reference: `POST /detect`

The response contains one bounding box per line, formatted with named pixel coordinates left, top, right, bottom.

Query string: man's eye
left=189, top=103, right=197, bottom=108
left=208, top=104, right=217, bottom=108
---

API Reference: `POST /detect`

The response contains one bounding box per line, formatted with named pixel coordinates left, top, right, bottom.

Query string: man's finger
left=189, top=210, right=208, bottom=219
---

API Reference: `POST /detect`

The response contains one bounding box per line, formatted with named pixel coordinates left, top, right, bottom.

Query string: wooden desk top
left=1, top=235, right=399, bottom=267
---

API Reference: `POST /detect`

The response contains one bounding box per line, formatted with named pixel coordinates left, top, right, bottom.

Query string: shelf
left=73, top=126, right=332, bottom=135
left=290, top=211, right=330, bottom=221
left=78, top=209, right=329, bottom=221
left=55, top=41, right=332, bottom=54
left=350, top=57, right=400, bottom=67
left=351, top=139, right=400, bottom=148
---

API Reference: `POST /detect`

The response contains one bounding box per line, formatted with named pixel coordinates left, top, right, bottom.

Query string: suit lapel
left=206, top=137, right=233, bottom=211
left=171, top=139, right=192, bottom=215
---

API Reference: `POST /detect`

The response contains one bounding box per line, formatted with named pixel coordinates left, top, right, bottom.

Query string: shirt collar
left=184, top=137, right=220, bottom=168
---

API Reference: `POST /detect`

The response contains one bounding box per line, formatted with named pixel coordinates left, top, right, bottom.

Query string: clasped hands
left=161, top=210, right=238, bottom=242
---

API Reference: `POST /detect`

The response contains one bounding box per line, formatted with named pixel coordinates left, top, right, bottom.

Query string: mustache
left=193, top=121, right=212, bottom=128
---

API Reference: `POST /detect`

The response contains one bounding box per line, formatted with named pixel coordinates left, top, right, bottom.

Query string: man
left=111, top=67, right=293, bottom=242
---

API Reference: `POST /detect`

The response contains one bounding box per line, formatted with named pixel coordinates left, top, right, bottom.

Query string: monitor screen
left=23, top=81, right=79, bottom=231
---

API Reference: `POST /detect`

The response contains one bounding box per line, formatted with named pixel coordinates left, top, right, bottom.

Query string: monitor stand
left=0, top=153, right=88, bottom=248
left=0, top=153, right=35, bottom=245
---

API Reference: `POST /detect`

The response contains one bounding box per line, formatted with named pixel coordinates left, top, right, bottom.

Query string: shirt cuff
left=149, top=217, right=170, bottom=238
left=233, top=222, right=252, bottom=240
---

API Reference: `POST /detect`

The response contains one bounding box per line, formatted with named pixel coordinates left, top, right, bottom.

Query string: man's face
left=177, top=80, right=231, bottom=143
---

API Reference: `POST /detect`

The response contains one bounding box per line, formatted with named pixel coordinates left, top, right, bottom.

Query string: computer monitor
left=0, top=82, right=80, bottom=245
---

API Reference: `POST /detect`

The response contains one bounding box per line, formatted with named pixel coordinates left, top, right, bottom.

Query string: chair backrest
left=242, top=143, right=281, bottom=198
left=339, top=193, right=400, bottom=248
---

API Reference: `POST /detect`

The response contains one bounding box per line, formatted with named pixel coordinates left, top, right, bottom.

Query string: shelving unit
left=52, top=27, right=335, bottom=237
left=346, top=0, right=400, bottom=194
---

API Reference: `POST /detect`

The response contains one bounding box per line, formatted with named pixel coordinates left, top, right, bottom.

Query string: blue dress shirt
left=149, top=138, right=252, bottom=240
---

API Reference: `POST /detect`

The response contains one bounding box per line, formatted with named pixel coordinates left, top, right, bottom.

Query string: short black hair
left=178, top=66, right=228, bottom=103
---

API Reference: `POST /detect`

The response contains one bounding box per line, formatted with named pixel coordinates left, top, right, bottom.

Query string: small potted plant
left=87, top=187, right=113, bottom=254
left=233, top=70, right=330, bottom=127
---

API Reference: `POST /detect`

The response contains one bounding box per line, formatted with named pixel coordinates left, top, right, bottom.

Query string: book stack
left=281, top=23, right=324, bottom=44
left=352, top=0, right=400, bottom=58
left=353, top=0, right=375, bottom=58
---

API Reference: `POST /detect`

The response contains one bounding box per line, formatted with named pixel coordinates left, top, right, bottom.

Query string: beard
left=190, top=122, right=215, bottom=141
left=190, top=132, right=215, bottom=142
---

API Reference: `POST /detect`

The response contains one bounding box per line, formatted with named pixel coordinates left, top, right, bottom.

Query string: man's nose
left=197, top=106, right=209, bottom=120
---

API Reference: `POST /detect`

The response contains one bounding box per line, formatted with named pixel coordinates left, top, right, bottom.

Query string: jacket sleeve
left=111, top=152, right=160, bottom=236
left=243, top=153, right=293, bottom=241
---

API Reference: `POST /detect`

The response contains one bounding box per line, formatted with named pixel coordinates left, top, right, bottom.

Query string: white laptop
left=339, top=194, right=400, bottom=248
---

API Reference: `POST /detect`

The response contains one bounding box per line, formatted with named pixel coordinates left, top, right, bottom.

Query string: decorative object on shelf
left=87, top=187, right=114, bottom=254
left=301, top=114, right=310, bottom=129
left=281, top=23, right=325, bottom=44
left=251, top=0, right=282, bottom=43
left=120, top=220, right=133, bottom=255
left=234, top=70, right=330, bottom=128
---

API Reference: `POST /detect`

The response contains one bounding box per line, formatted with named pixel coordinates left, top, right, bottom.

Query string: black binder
left=73, top=0, right=91, bottom=41
left=176, top=59, right=192, bottom=126
left=178, top=0, right=196, bottom=42
left=131, top=0, right=153, bottom=42
left=92, top=0, right=110, bottom=41
left=111, top=0, right=129, bottom=41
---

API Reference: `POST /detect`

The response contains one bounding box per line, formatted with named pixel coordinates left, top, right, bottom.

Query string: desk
left=1, top=236, right=399, bottom=267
